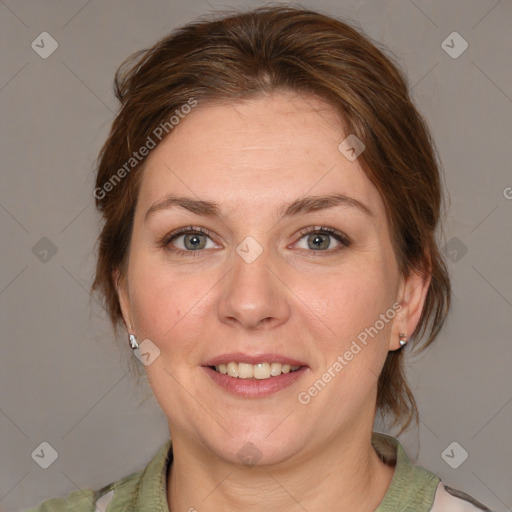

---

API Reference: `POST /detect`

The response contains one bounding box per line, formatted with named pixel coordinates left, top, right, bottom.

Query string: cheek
left=128, top=256, right=216, bottom=351
left=128, top=256, right=184, bottom=341
left=298, top=252, right=397, bottom=344
left=296, top=261, right=397, bottom=414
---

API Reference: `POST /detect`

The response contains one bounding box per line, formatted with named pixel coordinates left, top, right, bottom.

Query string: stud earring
left=129, top=334, right=139, bottom=350
left=399, top=332, right=408, bottom=347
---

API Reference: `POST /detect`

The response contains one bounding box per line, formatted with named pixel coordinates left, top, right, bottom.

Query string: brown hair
left=92, top=5, right=451, bottom=434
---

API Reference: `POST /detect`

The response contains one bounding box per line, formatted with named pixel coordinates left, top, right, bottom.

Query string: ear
left=390, top=262, right=431, bottom=351
left=113, top=268, right=136, bottom=334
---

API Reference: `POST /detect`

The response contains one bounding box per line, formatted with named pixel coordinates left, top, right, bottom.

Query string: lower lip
left=203, top=366, right=308, bottom=398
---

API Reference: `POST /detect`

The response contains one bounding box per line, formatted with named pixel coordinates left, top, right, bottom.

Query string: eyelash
left=158, top=225, right=352, bottom=258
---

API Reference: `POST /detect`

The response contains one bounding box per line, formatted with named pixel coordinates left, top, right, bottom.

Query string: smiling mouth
left=210, top=362, right=302, bottom=380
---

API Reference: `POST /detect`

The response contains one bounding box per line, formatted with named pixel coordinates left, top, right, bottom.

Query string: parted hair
left=92, top=5, right=451, bottom=434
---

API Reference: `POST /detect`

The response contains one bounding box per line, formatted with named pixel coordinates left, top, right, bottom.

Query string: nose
left=217, top=246, right=291, bottom=331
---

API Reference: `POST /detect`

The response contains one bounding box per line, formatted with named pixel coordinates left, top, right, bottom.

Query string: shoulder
left=23, top=487, right=98, bottom=512
left=23, top=469, right=142, bottom=512
left=371, top=432, right=494, bottom=512
left=24, top=439, right=172, bottom=512
left=431, top=481, right=493, bottom=511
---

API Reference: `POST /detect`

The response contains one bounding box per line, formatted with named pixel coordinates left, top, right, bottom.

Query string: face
left=117, top=91, right=428, bottom=466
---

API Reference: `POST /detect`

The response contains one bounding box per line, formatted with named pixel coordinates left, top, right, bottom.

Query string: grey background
left=1, top=1, right=511, bottom=511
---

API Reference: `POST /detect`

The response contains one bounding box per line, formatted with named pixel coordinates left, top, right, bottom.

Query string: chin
left=199, top=417, right=312, bottom=467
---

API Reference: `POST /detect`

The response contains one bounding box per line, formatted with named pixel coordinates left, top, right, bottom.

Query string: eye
left=159, top=224, right=352, bottom=258
left=295, top=226, right=351, bottom=252
left=160, top=226, right=217, bottom=256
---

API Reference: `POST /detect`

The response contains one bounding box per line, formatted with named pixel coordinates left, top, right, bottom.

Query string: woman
left=28, top=5, right=493, bottom=512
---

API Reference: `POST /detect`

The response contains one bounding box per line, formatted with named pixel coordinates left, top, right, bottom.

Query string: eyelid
left=296, top=225, right=351, bottom=243
left=160, top=225, right=218, bottom=247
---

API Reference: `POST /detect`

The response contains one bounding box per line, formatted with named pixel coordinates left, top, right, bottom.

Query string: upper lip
left=202, top=353, right=307, bottom=367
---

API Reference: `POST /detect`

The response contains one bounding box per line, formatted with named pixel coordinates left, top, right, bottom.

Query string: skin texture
left=116, top=91, right=430, bottom=511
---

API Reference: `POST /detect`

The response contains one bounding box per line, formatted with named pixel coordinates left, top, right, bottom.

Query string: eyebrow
left=144, top=193, right=374, bottom=223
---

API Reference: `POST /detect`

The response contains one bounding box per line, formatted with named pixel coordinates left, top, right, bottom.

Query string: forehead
left=137, top=92, right=385, bottom=223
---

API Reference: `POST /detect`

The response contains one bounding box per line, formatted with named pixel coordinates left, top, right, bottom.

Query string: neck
left=167, top=428, right=395, bottom=512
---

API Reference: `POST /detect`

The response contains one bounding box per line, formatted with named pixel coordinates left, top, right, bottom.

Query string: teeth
left=238, top=363, right=253, bottom=379
left=253, top=363, right=270, bottom=380
left=214, top=362, right=301, bottom=379
left=270, top=362, right=282, bottom=376
left=227, top=362, right=238, bottom=377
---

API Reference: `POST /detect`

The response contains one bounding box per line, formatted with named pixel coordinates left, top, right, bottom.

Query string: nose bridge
left=217, top=237, right=290, bottom=329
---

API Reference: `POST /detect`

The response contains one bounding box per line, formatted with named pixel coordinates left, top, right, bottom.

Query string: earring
left=399, top=332, right=408, bottom=347
left=129, top=334, right=139, bottom=350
